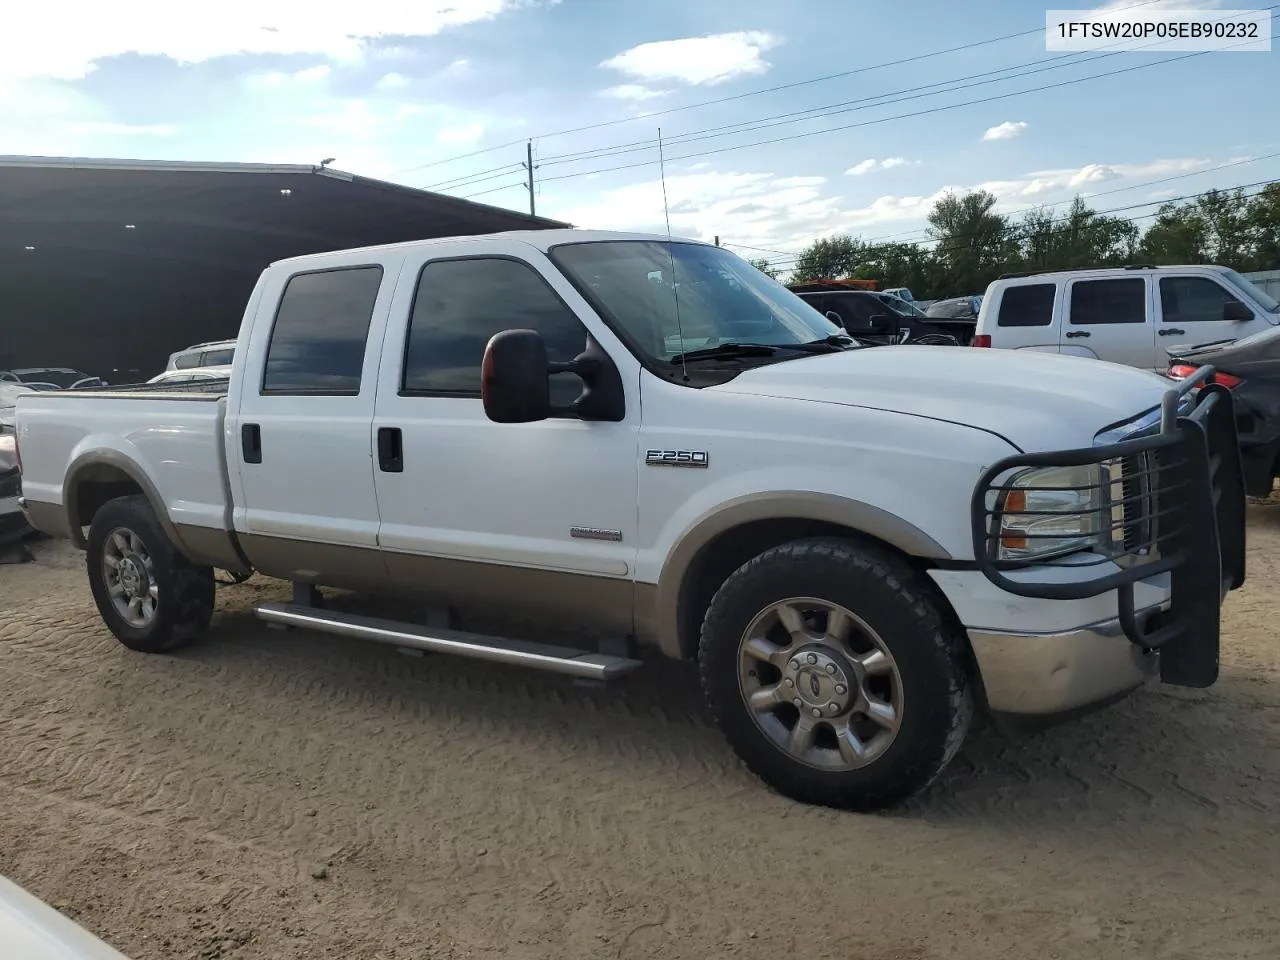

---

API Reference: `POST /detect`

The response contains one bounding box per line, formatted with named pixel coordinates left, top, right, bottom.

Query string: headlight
left=997, top=464, right=1106, bottom=561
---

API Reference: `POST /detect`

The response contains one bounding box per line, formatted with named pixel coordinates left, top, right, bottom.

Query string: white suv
left=972, top=264, right=1280, bottom=371
left=165, top=339, right=236, bottom=372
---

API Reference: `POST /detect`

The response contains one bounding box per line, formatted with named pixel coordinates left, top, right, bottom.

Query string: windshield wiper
left=669, top=339, right=850, bottom=365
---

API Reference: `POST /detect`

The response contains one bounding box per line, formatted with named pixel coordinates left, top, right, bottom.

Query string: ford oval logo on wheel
left=809, top=674, right=821, bottom=698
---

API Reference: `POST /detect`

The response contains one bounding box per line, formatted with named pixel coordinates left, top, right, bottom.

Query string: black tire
left=86, top=494, right=215, bottom=653
left=698, top=537, right=973, bottom=812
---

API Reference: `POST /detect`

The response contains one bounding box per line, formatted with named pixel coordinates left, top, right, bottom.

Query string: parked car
left=0, top=432, right=25, bottom=542
left=146, top=365, right=233, bottom=385
left=883, top=286, right=915, bottom=303
left=14, top=229, right=1245, bottom=812
left=0, top=872, right=131, bottom=959
left=790, top=284, right=962, bottom=345
left=0, top=367, right=104, bottom=390
left=0, top=383, right=34, bottom=430
left=165, top=339, right=236, bottom=372
left=1167, top=323, right=1280, bottom=499
left=973, top=264, right=1280, bottom=371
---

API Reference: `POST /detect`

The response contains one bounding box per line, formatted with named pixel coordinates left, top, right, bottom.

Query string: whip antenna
left=658, top=127, right=689, bottom=381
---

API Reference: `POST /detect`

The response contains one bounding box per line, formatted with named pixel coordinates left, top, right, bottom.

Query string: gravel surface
left=2, top=518, right=1279, bottom=960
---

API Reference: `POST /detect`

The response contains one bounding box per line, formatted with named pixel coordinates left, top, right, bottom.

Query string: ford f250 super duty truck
left=13, top=230, right=1247, bottom=812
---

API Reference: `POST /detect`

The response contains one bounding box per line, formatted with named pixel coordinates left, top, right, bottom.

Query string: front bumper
left=968, top=614, right=1159, bottom=715
left=969, top=372, right=1246, bottom=692
left=0, top=494, right=28, bottom=541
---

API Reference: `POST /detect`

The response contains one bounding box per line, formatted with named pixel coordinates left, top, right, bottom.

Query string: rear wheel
left=86, top=495, right=215, bottom=653
left=699, top=537, right=973, bottom=812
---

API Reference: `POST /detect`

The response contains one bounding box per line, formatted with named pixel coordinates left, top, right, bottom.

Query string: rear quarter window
left=996, top=283, right=1056, bottom=327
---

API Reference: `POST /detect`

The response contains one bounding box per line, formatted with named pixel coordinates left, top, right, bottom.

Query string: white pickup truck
left=13, top=230, right=1247, bottom=811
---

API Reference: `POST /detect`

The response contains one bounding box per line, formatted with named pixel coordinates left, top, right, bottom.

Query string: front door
left=371, top=247, right=641, bottom=635
left=1061, top=276, right=1157, bottom=370
left=1156, top=274, right=1268, bottom=356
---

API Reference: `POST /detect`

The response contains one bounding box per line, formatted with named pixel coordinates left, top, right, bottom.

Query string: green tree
left=927, top=189, right=1014, bottom=294
left=1019, top=196, right=1138, bottom=270
left=1246, top=183, right=1280, bottom=270
left=1138, top=203, right=1210, bottom=264
left=747, top=257, right=781, bottom=280
left=790, top=234, right=869, bottom=282
left=1195, top=188, right=1252, bottom=267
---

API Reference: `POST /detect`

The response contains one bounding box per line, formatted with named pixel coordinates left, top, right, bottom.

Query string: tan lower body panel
left=236, top=533, right=641, bottom=643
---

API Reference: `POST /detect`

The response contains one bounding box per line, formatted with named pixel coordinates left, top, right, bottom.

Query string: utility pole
left=714, top=235, right=720, bottom=246
left=521, top=140, right=537, bottom=217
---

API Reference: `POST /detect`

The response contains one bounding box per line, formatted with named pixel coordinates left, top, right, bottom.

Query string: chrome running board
left=254, top=602, right=643, bottom=681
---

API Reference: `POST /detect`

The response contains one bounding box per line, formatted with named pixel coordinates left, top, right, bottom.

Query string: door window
left=401, top=257, right=590, bottom=407
left=1068, top=278, right=1146, bottom=325
left=262, top=266, right=384, bottom=394
left=1159, top=276, right=1242, bottom=324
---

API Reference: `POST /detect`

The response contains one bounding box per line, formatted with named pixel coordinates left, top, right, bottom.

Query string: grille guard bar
left=970, top=365, right=1247, bottom=688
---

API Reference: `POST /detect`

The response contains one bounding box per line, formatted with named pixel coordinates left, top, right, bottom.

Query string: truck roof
left=269, top=229, right=715, bottom=267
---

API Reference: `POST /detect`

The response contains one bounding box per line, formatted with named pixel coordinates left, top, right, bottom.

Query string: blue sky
left=2, top=0, right=1277, bottom=267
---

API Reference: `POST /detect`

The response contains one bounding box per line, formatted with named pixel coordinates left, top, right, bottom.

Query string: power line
left=533, top=25, right=1276, bottom=188
left=425, top=5, right=1273, bottom=200
left=393, top=0, right=1166, bottom=177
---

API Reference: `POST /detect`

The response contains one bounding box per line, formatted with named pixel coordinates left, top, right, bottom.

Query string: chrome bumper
left=968, top=613, right=1160, bottom=715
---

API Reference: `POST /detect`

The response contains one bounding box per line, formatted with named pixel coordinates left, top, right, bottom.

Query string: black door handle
left=377, top=427, right=403, bottom=473
left=241, top=423, right=262, bottom=464
left=1159, top=328, right=1186, bottom=337
left=1064, top=330, right=1091, bottom=339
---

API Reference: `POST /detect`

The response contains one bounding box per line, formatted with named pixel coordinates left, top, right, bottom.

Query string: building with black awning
left=0, top=156, right=568, bottom=381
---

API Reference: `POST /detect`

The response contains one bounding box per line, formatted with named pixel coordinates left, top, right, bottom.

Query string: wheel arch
left=640, top=492, right=955, bottom=661
left=64, top=450, right=195, bottom=561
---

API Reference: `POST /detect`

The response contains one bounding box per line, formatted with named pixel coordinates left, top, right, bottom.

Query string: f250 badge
left=645, top=449, right=709, bottom=468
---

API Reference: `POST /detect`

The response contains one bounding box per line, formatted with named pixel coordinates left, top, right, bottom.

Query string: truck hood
left=707, top=345, right=1171, bottom=451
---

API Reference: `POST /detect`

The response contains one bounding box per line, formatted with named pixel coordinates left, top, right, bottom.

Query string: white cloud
left=845, top=157, right=919, bottom=176
left=600, top=31, right=782, bottom=87
left=0, top=0, right=551, bottom=84
left=440, top=58, right=471, bottom=78
left=548, top=168, right=842, bottom=253
left=62, top=121, right=178, bottom=137
left=435, top=121, right=485, bottom=146
left=599, top=84, right=668, bottom=101
left=298, top=100, right=430, bottom=140
left=982, top=120, right=1028, bottom=141
left=376, top=72, right=410, bottom=89
left=243, top=64, right=332, bottom=89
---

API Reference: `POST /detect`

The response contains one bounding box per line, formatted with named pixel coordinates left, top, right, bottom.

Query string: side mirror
left=1223, top=299, right=1253, bottom=323
left=481, top=329, right=551, bottom=424
left=867, top=313, right=899, bottom=335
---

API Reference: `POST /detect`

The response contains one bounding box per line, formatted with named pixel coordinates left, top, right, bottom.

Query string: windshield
left=1220, top=268, right=1280, bottom=313
left=878, top=294, right=927, bottom=318
left=549, top=241, right=843, bottom=361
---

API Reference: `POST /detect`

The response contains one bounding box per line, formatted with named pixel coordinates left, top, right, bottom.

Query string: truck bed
left=15, top=387, right=238, bottom=561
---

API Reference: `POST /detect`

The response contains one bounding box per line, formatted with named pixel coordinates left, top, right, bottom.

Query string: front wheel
left=699, top=537, right=973, bottom=812
left=86, top=495, right=215, bottom=653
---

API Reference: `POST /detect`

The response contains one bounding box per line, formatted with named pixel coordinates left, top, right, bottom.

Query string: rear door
left=1156, top=274, right=1270, bottom=354
left=228, top=256, right=403, bottom=584
left=1061, top=276, right=1157, bottom=370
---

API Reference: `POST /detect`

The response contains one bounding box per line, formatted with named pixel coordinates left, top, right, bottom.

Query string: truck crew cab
left=13, top=230, right=1246, bottom=812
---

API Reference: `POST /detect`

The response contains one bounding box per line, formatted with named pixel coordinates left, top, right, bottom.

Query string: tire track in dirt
left=4, top=539, right=1280, bottom=959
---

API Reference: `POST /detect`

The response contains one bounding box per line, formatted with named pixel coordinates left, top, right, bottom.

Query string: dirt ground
left=1, top=519, right=1278, bottom=960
